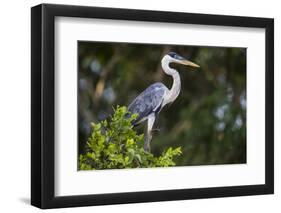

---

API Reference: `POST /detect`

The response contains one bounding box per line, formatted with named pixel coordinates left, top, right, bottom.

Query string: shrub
left=79, top=106, right=182, bottom=170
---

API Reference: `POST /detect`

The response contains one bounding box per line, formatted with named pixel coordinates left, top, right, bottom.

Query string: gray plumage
left=128, top=83, right=168, bottom=125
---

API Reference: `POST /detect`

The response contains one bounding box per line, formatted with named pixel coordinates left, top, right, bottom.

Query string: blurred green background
left=78, top=41, right=246, bottom=166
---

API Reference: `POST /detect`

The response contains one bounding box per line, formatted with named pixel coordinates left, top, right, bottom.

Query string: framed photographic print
left=31, top=3, right=274, bottom=209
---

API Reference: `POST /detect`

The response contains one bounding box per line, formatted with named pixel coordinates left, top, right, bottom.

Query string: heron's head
left=164, top=52, right=200, bottom=68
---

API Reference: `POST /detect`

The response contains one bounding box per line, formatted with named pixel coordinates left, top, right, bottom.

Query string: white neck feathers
left=161, top=55, right=181, bottom=105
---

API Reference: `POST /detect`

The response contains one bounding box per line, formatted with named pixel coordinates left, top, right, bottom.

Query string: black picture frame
left=31, top=3, right=274, bottom=209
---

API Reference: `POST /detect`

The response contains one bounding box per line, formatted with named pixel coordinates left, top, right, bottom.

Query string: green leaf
left=79, top=106, right=182, bottom=170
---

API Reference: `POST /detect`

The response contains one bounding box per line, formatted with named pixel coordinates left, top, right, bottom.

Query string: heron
left=128, top=52, right=199, bottom=152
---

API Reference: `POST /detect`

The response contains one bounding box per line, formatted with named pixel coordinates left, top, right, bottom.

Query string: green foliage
left=79, top=106, right=182, bottom=170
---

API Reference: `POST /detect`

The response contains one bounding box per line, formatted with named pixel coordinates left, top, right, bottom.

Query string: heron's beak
left=180, top=59, right=200, bottom=68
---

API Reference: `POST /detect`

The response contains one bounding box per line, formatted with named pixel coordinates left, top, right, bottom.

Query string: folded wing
left=128, top=82, right=167, bottom=125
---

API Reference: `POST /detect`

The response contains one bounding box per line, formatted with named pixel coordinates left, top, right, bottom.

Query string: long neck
left=161, top=57, right=181, bottom=104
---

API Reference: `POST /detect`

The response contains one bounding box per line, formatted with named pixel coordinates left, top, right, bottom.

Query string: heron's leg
left=144, top=113, right=155, bottom=152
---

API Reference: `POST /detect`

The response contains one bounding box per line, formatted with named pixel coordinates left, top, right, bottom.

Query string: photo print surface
left=78, top=41, right=246, bottom=170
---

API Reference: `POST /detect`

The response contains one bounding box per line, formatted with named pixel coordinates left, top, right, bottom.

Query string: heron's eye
left=168, top=52, right=183, bottom=60
left=174, top=54, right=183, bottom=60
left=168, top=52, right=177, bottom=58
